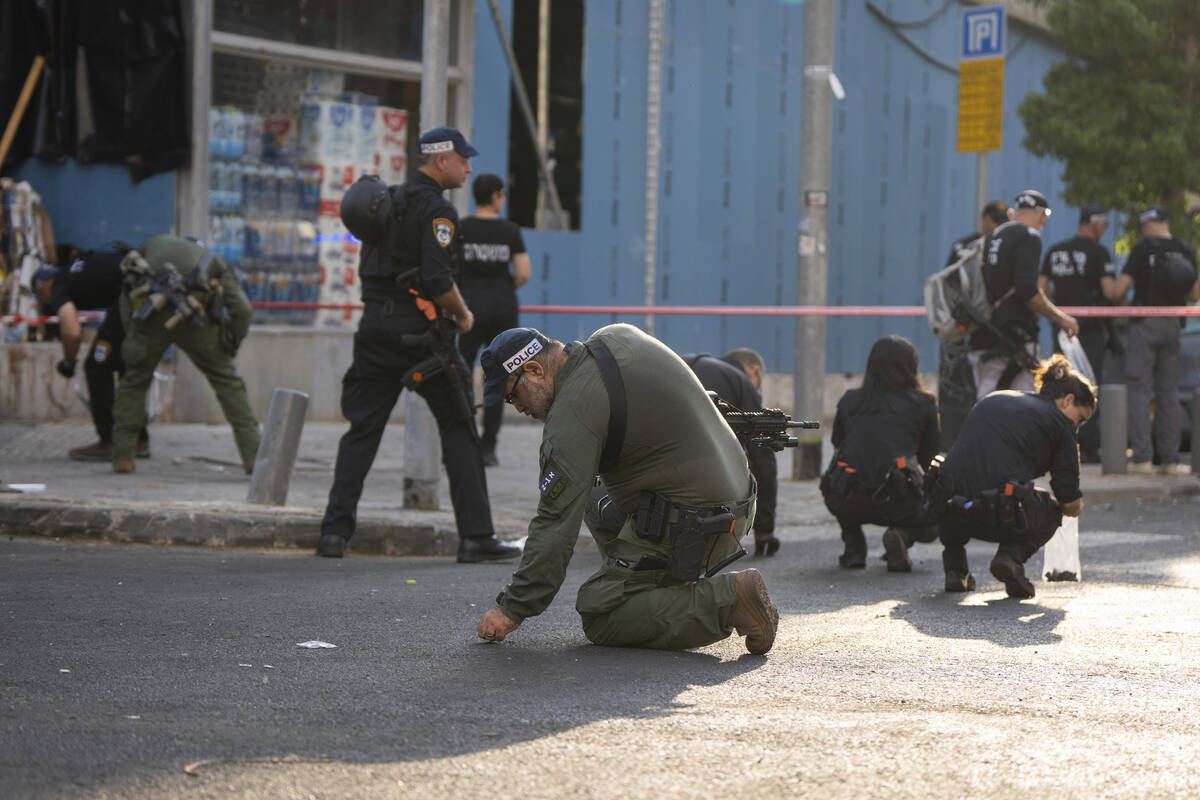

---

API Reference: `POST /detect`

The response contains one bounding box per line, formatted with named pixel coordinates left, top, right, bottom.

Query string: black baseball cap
left=1139, top=205, right=1169, bottom=224
left=1079, top=204, right=1107, bottom=224
left=480, top=327, right=551, bottom=406
left=417, top=126, right=479, bottom=158
left=1014, top=189, right=1052, bottom=216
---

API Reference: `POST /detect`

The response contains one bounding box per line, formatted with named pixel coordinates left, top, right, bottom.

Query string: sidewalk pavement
left=2, top=419, right=1197, bottom=556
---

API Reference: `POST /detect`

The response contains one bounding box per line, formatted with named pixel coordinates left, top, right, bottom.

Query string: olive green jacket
left=496, top=323, right=753, bottom=623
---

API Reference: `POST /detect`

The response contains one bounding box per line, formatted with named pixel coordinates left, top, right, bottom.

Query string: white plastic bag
left=1043, top=514, right=1081, bottom=582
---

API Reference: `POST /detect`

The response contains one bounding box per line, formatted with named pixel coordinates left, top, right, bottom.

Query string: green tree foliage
left=1018, top=0, right=1200, bottom=241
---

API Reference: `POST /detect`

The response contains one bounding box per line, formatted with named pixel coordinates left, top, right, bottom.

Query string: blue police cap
left=480, top=327, right=550, bottom=406
left=417, top=126, right=479, bottom=158
left=31, top=264, right=59, bottom=293
left=1139, top=205, right=1169, bottom=224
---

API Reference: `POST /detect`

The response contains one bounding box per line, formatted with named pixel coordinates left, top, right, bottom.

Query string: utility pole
left=793, top=0, right=835, bottom=480
left=404, top=0, right=451, bottom=510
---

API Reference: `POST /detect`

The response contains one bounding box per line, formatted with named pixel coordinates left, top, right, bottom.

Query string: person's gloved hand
left=56, top=359, right=76, bottom=379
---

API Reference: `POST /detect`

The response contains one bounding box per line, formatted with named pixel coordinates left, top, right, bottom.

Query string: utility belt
left=821, top=453, right=923, bottom=515
left=935, top=478, right=1049, bottom=531
left=614, top=490, right=754, bottom=583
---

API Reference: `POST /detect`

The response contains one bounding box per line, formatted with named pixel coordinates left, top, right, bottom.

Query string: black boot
left=316, top=534, right=346, bottom=558
left=457, top=536, right=521, bottom=563
left=838, top=521, right=866, bottom=568
left=754, top=534, right=781, bottom=557
left=990, top=552, right=1035, bottom=598
left=882, top=527, right=912, bottom=572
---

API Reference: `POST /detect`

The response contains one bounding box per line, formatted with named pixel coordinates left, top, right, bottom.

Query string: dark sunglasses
left=504, top=370, right=525, bottom=405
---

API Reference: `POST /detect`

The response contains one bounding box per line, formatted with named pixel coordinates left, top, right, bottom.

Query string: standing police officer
left=317, top=127, right=520, bottom=563
left=32, top=247, right=150, bottom=461
left=474, top=324, right=778, bottom=654
left=684, top=348, right=780, bottom=557
left=456, top=173, right=531, bottom=467
left=1037, top=204, right=1117, bottom=463
left=1104, top=205, right=1200, bottom=475
left=969, top=190, right=1079, bottom=400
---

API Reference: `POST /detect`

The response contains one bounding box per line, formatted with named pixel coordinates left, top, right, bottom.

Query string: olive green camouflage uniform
left=496, top=324, right=756, bottom=649
left=111, top=235, right=259, bottom=465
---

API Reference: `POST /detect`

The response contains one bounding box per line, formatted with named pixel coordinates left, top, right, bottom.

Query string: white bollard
left=403, top=391, right=440, bottom=509
left=247, top=388, right=309, bottom=505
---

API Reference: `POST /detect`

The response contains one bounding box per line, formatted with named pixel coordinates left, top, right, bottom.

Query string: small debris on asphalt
left=296, top=640, right=337, bottom=649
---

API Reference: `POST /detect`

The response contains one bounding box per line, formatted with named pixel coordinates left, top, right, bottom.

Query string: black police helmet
left=339, top=175, right=391, bottom=243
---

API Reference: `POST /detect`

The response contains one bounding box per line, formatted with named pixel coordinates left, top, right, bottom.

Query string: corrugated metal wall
left=474, top=0, right=1109, bottom=373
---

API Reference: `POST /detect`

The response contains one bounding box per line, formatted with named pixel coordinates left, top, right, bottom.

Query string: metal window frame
left=175, top=0, right=476, bottom=235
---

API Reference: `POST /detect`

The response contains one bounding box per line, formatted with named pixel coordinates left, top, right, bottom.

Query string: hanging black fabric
left=0, top=0, right=52, bottom=171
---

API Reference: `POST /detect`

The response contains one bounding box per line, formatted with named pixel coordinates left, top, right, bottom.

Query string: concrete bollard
left=403, top=391, right=440, bottom=509
left=1193, top=388, right=1200, bottom=475
left=247, top=388, right=310, bottom=505
left=1100, top=384, right=1127, bottom=475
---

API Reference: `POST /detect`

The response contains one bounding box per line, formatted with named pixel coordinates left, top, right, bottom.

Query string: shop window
left=214, top=0, right=458, bottom=65
left=209, top=52, right=419, bottom=326
left=506, top=0, right=584, bottom=230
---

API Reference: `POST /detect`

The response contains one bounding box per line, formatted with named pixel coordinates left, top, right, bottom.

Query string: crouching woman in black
left=821, top=335, right=941, bottom=571
left=932, top=354, right=1094, bottom=598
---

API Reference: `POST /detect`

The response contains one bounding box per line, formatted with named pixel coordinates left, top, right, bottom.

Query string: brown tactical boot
left=729, top=569, right=779, bottom=655
left=113, top=459, right=136, bottom=474
left=243, top=459, right=255, bottom=476
left=69, top=441, right=113, bottom=462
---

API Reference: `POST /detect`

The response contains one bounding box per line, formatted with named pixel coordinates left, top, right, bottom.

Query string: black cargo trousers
left=939, top=488, right=1062, bottom=575
left=321, top=300, right=495, bottom=542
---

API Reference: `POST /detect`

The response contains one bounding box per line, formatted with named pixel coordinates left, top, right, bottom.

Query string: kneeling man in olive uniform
left=474, top=324, right=779, bottom=653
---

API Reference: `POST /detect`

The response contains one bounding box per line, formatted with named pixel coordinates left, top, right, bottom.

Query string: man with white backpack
left=968, top=190, right=1080, bottom=400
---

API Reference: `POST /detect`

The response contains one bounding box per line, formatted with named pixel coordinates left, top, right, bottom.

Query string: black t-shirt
left=970, top=221, right=1042, bottom=350
left=945, top=231, right=981, bottom=267
left=1039, top=235, right=1116, bottom=331
left=941, top=391, right=1080, bottom=504
left=459, top=216, right=527, bottom=286
left=45, top=251, right=124, bottom=313
left=1122, top=236, right=1198, bottom=307
left=831, top=388, right=940, bottom=485
left=684, top=354, right=762, bottom=412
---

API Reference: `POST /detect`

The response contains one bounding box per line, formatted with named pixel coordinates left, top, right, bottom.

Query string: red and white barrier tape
left=4, top=302, right=1200, bottom=326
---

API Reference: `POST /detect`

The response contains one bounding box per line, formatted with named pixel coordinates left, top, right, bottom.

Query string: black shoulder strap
left=584, top=338, right=627, bottom=473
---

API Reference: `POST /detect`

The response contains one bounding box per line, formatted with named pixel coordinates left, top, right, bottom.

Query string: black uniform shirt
left=459, top=216, right=526, bottom=286
left=684, top=354, right=763, bottom=413
left=45, top=251, right=124, bottom=313
left=361, top=170, right=458, bottom=305
left=1122, top=236, right=1198, bottom=306
left=945, top=231, right=981, bottom=267
left=970, top=221, right=1042, bottom=350
left=831, top=388, right=939, bottom=485
left=1039, top=236, right=1115, bottom=331
left=941, top=391, right=1080, bottom=504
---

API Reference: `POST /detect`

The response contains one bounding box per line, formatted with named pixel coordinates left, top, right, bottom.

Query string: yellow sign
left=957, top=57, right=1004, bottom=153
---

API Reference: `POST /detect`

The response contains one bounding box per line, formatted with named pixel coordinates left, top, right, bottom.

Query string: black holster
left=634, top=491, right=737, bottom=582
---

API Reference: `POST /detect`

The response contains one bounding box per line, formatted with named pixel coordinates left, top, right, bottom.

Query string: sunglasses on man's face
left=504, top=370, right=525, bottom=405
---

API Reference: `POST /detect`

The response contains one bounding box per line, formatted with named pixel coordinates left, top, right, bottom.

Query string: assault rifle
left=128, top=260, right=206, bottom=330
left=708, top=392, right=820, bottom=452
left=400, top=316, right=478, bottom=443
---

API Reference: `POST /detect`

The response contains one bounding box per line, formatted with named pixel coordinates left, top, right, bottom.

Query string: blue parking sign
left=961, top=5, right=1005, bottom=60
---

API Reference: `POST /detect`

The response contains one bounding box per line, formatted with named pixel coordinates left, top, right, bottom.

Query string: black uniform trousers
left=85, top=302, right=148, bottom=444
left=830, top=487, right=937, bottom=558
left=457, top=281, right=519, bottom=453
left=747, top=444, right=777, bottom=536
left=939, top=489, right=1062, bottom=574
left=321, top=300, right=495, bottom=542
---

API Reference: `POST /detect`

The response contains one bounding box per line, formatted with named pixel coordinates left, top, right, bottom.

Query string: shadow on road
left=889, top=597, right=1065, bottom=647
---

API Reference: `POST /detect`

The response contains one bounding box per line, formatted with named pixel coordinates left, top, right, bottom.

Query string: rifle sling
left=584, top=338, right=626, bottom=473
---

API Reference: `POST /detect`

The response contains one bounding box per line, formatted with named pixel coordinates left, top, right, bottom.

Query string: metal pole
left=535, top=0, right=550, bottom=228
left=975, top=152, right=989, bottom=226
left=246, top=388, right=309, bottom=505
left=793, top=0, right=834, bottom=480
left=404, top=0, right=452, bottom=511
left=176, top=0, right=212, bottom=240
left=643, top=0, right=665, bottom=335
left=485, top=0, right=566, bottom=225
left=1100, top=383, right=1127, bottom=475
left=1192, top=388, right=1200, bottom=474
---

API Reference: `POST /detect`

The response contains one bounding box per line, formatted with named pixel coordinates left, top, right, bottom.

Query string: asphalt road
left=3, top=495, right=1199, bottom=799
